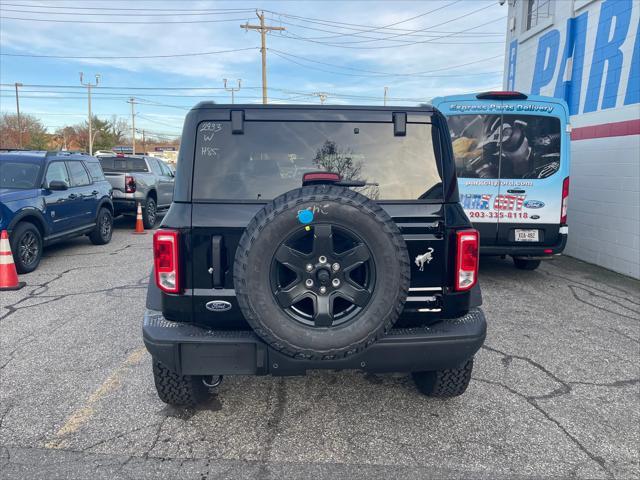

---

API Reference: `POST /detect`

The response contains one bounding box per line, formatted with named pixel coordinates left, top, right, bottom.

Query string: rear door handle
left=507, top=189, right=526, bottom=194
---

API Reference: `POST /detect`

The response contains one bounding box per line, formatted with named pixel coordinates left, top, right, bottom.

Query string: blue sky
left=0, top=0, right=508, bottom=140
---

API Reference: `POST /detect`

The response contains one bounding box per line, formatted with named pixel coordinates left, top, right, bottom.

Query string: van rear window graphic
left=447, top=114, right=560, bottom=180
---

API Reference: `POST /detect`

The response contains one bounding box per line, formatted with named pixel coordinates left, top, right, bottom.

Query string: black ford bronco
left=143, top=104, right=487, bottom=406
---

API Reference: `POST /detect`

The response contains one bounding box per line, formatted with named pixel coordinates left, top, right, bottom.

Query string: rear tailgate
left=102, top=171, right=126, bottom=194
left=186, top=200, right=452, bottom=327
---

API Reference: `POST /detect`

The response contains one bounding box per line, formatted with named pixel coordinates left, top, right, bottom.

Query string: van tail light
left=153, top=229, right=180, bottom=293
left=560, top=176, right=570, bottom=225
left=455, top=229, right=479, bottom=292
left=125, top=175, right=136, bottom=193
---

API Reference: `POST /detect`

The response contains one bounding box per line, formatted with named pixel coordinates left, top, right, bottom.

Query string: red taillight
left=302, top=172, right=341, bottom=185
left=561, top=176, right=570, bottom=224
left=455, top=229, right=479, bottom=291
left=476, top=91, right=528, bottom=100
left=153, top=229, right=180, bottom=293
left=125, top=175, right=136, bottom=193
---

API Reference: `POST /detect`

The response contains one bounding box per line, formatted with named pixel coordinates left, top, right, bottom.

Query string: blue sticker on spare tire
left=524, top=200, right=545, bottom=209
left=297, top=209, right=314, bottom=224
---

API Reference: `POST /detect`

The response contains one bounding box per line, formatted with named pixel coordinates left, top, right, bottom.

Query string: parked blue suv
left=0, top=151, right=114, bottom=273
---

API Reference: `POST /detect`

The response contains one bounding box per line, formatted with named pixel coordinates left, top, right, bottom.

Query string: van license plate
left=515, top=229, right=539, bottom=242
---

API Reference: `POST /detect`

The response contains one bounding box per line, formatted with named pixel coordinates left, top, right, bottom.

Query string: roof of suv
left=190, top=102, right=435, bottom=112
left=0, top=151, right=94, bottom=164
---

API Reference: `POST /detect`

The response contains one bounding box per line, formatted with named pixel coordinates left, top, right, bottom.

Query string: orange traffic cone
left=133, top=202, right=147, bottom=235
left=0, top=230, right=26, bottom=291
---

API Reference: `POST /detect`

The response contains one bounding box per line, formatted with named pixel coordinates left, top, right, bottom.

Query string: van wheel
left=10, top=222, right=43, bottom=274
left=412, top=358, right=474, bottom=397
left=89, top=208, right=113, bottom=245
left=152, top=360, right=209, bottom=407
left=142, top=196, right=157, bottom=229
left=513, top=257, right=541, bottom=270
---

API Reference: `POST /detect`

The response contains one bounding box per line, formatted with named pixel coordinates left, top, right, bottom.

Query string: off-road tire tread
left=412, top=358, right=474, bottom=397
left=234, top=185, right=410, bottom=361
left=142, top=197, right=157, bottom=229
left=152, top=360, right=208, bottom=407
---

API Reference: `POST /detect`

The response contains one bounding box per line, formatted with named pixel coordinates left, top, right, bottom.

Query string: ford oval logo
left=206, top=300, right=232, bottom=312
left=524, top=200, right=545, bottom=209
left=530, top=215, right=541, bottom=220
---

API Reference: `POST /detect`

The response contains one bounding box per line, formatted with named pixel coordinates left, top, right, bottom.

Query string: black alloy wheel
left=270, top=223, right=375, bottom=328
left=18, top=231, right=39, bottom=267
left=10, top=222, right=43, bottom=273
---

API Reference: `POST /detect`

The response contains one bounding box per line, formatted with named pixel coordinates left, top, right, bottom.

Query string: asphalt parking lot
left=1, top=218, right=638, bottom=480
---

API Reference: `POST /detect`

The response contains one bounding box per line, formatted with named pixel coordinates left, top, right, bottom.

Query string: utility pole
left=142, top=129, right=146, bottom=154
left=128, top=98, right=136, bottom=154
left=241, top=11, right=284, bottom=104
left=80, top=72, right=100, bottom=155
left=14, top=82, right=22, bottom=148
left=313, top=92, right=328, bottom=105
left=223, top=78, right=242, bottom=104
left=384, top=86, right=389, bottom=106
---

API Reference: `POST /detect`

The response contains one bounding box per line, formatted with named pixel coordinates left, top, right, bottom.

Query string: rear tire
left=10, top=222, right=43, bottom=274
left=152, top=360, right=209, bottom=407
left=89, top=208, right=113, bottom=245
left=412, top=358, right=474, bottom=397
left=142, top=196, right=157, bottom=229
left=513, top=257, right=541, bottom=270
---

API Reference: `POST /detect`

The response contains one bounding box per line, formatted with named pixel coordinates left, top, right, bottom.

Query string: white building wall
left=504, top=0, right=640, bottom=278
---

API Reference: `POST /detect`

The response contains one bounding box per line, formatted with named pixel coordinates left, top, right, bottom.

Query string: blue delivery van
left=432, top=91, right=570, bottom=270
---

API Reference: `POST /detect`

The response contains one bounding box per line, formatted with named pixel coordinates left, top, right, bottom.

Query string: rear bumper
left=480, top=233, right=567, bottom=258
left=142, top=308, right=487, bottom=376
left=112, top=198, right=138, bottom=214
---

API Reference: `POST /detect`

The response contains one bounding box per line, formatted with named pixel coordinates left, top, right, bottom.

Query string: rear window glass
left=447, top=114, right=560, bottom=179
left=193, top=121, right=442, bottom=201
left=0, top=161, right=41, bottom=189
left=84, top=161, right=105, bottom=181
left=99, top=157, right=148, bottom=172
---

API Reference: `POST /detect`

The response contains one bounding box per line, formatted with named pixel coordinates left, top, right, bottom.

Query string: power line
left=266, top=14, right=503, bottom=41
left=0, top=46, right=258, bottom=59
left=269, top=49, right=504, bottom=78
left=277, top=21, right=503, bottom=45
left=0, top=16, right=253, bottom=24
left=270, top=10, right=506, bottom=49
left=0, top=7, right=255, bottom=17
left=292, top=2, right=498, bottom=46
left=268, top=0, right=463, bottom=42
left=264, top=6, right=498, bottom=35
left=1, top=3, right=258, bottom=12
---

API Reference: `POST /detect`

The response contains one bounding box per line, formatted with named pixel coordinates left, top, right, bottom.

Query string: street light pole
left=223, top=78, right=242, bottom=104
left=384, top=86, right=389, bottom=106
left=128, top=98, right=136, bottom=154
left=79, top=73, right=100, bottom=155
left=14, top=82, right=23, bottom=148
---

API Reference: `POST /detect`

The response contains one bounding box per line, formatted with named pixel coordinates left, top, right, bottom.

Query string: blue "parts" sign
left=528, top=0, right=638, bottom=115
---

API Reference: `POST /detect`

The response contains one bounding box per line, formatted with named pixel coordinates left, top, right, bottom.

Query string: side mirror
left=48, top=180, right=69, bottom=191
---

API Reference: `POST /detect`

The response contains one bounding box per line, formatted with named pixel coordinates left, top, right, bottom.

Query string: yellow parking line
left=44, top=347, right=147, bottom=449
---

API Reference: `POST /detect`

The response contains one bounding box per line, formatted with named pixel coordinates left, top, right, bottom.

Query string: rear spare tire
left=234, top=185, right=410, bottom=361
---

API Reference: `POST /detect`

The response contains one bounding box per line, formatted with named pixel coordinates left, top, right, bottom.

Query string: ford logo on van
left=206, top=300, right=232, bottom=312
left=524, top=200, right=545, bottom=209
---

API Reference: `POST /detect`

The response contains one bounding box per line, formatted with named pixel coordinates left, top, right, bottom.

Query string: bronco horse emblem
left=414, top=248, right=434, bottom=271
